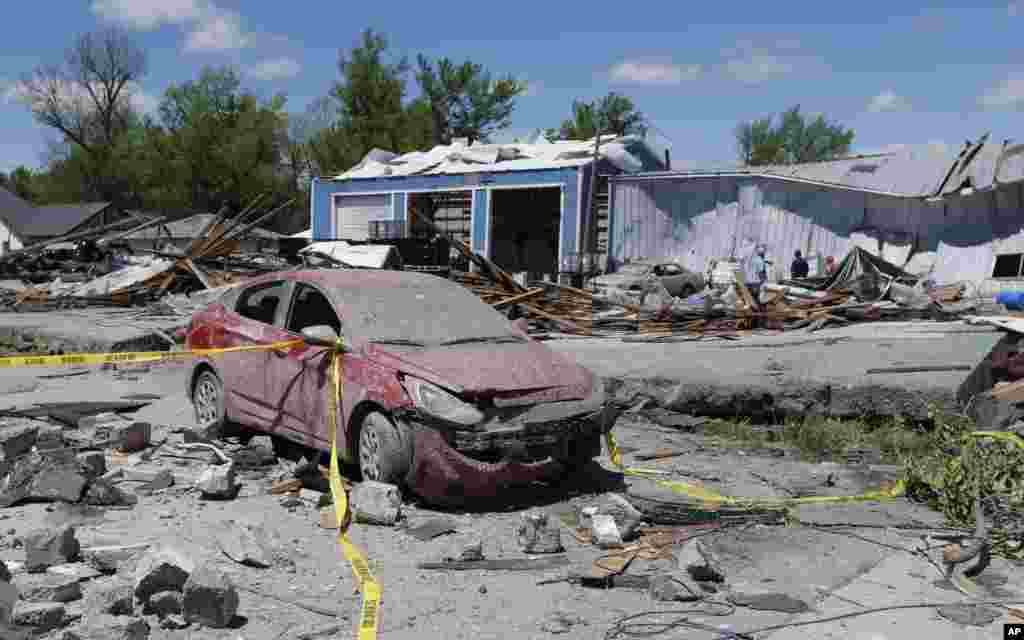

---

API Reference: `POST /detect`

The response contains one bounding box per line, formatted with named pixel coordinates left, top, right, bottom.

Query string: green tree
left=414, top=55, right=525, bottom=145
left=736, top=105, right=854, bottom=166
left=0, top=166, right=38, bottom=202
left=16, top=27, right=148, bottom=201
left=329, top=29, right=413, bottom=157
left=153, top=66, right=288, bottom=212
left=547, top=92, right=646, bottom=140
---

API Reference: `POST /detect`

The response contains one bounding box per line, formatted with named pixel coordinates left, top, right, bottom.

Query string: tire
left=192, top=369, right=226, bottom=430
left=357, top=412, right=413, bottom=485
left=680, top=284, right=697, bottom=299
left=556, top=431, right=602, bottom=475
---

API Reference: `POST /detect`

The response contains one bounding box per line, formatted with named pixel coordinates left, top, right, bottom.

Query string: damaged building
left=607, top=136, right=1024, bottom=293
left=309, top=136, right=667, bottom=282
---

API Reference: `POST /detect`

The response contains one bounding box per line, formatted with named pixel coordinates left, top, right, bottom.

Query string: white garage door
left=333, top=194, right=392, bottom=241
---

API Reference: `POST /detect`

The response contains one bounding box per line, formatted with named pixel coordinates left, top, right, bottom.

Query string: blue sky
left=2, top=1, right=1023, bottom=174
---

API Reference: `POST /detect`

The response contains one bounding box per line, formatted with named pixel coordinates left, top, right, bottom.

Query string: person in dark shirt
left=790, top=250, right=810, bottom=279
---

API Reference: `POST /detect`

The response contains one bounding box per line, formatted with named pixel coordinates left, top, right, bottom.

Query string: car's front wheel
left=358, top=412, right=413, bottom=485
left=192, top=369, right=226, bottom=429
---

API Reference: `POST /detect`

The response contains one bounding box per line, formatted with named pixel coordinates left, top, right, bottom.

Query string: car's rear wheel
left=192, top=369, right=225, bottom=429
left=358, top=412, right=413, bottom=485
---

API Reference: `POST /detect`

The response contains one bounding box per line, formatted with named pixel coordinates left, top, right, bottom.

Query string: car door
left=222, top=279, right=291, bottom=428
left=265, top=281, right=350, bottom=450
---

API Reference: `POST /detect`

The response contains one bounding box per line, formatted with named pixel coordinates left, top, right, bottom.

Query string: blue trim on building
left=391, top=192, right=406, bottom=222
left=471, top=189, right=487, bottom=254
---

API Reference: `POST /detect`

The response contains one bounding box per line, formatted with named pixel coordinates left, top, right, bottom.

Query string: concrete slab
left=548, top=321, right=1002, bottom=419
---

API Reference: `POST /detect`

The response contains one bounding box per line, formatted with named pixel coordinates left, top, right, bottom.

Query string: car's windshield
left=334, top=279, right=519, bottom=347
left=618, top=263, right=651, bottom=275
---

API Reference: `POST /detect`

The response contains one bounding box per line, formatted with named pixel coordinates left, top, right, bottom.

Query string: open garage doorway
left=489, top=187, right=561, bottom=281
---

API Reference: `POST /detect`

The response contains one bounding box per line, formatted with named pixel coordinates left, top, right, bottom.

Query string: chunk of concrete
left=73, top=614, right=150, bottom=639
left=82, top=544, right=149, bottom=575
left=133, top=547, right=194, bottom=604
left=34, top=426, right=64, bottom=452
left=82, top=479, right=137, bottom=507
left=28, top=467, right=87, bottom=503
left=181, top=567, right=238, bottom=629
left=648, top=574, right=698, bottom=602
left=590, top=514, right=622, bottom=548
left=12, top=602, right=66, bottom=633
left=143, top=590, right=182, bottom=617
left=0, top=425, right=39, bottom=461
left=23, top=526, right=80, bottom=573
left=248, top=435, right=273, bottom=452
left=678, top=540, right=724, bottom=583
left=0, top=452, right=45, bottom=508
left=77, top=413, right=127, bottom=431
left=195, top=464, right=237, bottom=499
left=216, top=520, right=273, bottom=568
left=515, top=512, right=564, bottom=554
left=351, top=481, right=401, bottom=526
left=76, top=452, right=106, bottom=478
left=590, top=493, right=645, bottom=540
left=0, top=580, right=17, bottom=625
left=13, top=573, right=82, bottom=602
left=85, top=579, right=135, bottom=616
left=159, top=613, right=188, bottom=630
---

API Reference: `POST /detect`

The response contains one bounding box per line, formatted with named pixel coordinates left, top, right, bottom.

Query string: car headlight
left=402, top=378, right=484, bottom=426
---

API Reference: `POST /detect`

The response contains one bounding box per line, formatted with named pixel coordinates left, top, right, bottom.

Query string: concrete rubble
left=0, top=280, right=1020, bottom=640
left=350, top=481, right=402, bottom=526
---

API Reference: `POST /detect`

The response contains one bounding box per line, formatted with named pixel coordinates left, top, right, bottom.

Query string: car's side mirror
left=300, top=325, right=344, bottom=349
left=511, top=318, right=530, bottom=337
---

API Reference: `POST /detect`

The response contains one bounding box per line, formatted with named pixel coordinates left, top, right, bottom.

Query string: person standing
left=751, top=246, right=770, bottom=285
left=790, top=250, right=810, bottom=279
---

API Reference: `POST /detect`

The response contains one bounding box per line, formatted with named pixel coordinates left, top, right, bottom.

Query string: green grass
left=703, top=414, right=935, bottom=464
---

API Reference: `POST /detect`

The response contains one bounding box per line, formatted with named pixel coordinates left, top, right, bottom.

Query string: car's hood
left=370, top=341, right=592, bottom=400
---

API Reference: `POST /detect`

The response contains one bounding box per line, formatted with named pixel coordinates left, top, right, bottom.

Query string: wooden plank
left=183, top=258, right=213, bottom=290
left=417, top=556, right=569, bottom=571
left=492, top=288, right=545, bottom=309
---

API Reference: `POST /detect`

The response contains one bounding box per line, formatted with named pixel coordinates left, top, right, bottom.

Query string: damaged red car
left=185, top=270, right=617, bottom=504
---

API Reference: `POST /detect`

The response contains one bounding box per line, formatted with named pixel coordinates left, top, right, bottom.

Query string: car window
left=236, top=281, right=287, bottom=325
left=287, top=284, right=342, bottom=336
left=661, top=264, right=682, bottom=275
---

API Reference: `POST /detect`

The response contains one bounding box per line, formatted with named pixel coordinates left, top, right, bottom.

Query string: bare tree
left=16, top=27, right=147, bottom=199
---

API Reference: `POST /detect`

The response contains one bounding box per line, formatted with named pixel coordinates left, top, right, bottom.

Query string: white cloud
left=185, top=11, right=249, bottom=52
left=128, top=86, right=160, bottom=114
left=246, top=58, right=302, bottom=81
left=867, top=90, right=911, bottom=112
left=724, top=54, right=795, bottom=84
left=93, top=0, right=252, bottom=53
left=90, top=0, right=210, bottom=29
left=979, top=73, right=1024, bottom=109
left=608, top=61, right=700, bottom=85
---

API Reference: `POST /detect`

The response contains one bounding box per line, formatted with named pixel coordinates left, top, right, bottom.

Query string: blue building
left=309, top=136, right=666, bottom=280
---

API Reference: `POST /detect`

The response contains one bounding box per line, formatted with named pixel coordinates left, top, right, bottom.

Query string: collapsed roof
left=333, top=134, right=665, bottom=180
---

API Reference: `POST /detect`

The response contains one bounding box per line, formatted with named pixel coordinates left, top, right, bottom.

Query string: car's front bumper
left=401, top=403, right=618, bottom=505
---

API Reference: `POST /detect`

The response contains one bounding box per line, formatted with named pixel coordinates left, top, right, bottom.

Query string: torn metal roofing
left=614, top=136, right=1024, bottom=198
left=332, top=134, right=662, bottom=180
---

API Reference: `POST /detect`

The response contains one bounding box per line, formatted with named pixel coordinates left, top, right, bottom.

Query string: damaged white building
left=608, top=136, right=1024, bottom=294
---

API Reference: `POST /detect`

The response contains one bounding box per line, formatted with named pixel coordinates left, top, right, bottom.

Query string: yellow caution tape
left=604, top=430, right=906, bottom=510
left=970, top=430, right=1024, bottom=450
left=0, top=337, right=382, bottom=637
left=326, top=339, right=381, bottom=640
left=0, top=340, right=304, bottom=368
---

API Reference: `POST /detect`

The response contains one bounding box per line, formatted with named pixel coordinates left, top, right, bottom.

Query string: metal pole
left=579, top=131, right=603, bottom=281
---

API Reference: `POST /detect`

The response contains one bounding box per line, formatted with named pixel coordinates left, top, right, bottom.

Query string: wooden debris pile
left=1, top=195, right=294, bottom=312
